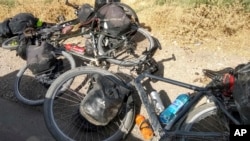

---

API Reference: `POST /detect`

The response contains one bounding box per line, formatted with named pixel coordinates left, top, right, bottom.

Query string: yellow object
left=135, top=115, right=154, bottom=140
left=10, top=40, right=18, bottom=46
left=36, top=19, right=43, bottom=27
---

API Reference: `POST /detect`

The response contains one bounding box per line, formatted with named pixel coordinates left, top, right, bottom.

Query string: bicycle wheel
left=14, top=51, right=76, bottom=106
left=1, top=36, right=20, bottom=50
left=97, top=27, right=155, bottom=67
left=179, top=103, right=229, bottom=141
left=43, top=66, right=135, bottom=141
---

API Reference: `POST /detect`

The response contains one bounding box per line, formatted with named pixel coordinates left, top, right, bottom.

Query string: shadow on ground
left=0, top=70, right=147, bottom=141
left=0, top=70, right=55, bottom=141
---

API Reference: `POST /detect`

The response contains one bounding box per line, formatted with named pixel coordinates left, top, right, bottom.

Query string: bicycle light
left=222, top=73, right=235, bottom=97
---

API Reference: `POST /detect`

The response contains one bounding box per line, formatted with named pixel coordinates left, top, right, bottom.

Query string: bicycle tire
left=1, top=36, right=20, bottom=50
left=43, top=66, right=135, bottom=141
left=179, top=103, right=229, bottom=141
left=97, top=27, right=155, bottom=67
left=14, top=51, right=76, bottom=106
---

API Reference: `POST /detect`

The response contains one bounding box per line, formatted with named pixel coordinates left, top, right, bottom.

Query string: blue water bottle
left=159, top=93, right=190, bottom=124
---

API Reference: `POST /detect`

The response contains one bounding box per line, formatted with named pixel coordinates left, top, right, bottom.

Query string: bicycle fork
left=133, top=74, right=166, bottom=140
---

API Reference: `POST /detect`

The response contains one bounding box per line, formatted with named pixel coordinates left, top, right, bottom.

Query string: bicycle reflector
left=222, top=73, right=235, bottom=97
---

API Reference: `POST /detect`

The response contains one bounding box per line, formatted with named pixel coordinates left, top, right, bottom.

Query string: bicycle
left=61, top=0, right=156, bottom=68
left=43, top=65, right=242, bottom=141
left=3, top=0, right=156, bottom=106
left=20, top=0, right=155, bottom=68
left=2, top=18, right=79, bottom=106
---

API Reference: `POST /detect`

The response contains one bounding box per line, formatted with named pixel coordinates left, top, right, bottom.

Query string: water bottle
left=159, top=93, right=190, bottom=124
left=150, top=91, right=165, bottom=114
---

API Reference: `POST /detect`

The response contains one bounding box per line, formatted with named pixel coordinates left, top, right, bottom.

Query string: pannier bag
left=96, top=3, right=132, bottom=37
left=0, top=13, right=38, bottom=46
left=94, top=0, right=121, bottom=10
left=8, top=13, right=38, bottom=35
left=94, top=0, right=107, bottom=10
left=79, top=73, right=130, bottom=126
left=16, top=35, right=36, bottom=60
left=26, top=41, right=57, bottom=74
left=233, top=62, right=250, bottom=124
left=0, top=18, right=13, bottom=45
left=77, top=4, right=95, bottom=24
left=0, top=18, right=13, bottom=38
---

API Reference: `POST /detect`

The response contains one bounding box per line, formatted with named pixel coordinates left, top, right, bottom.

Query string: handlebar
left=23, top=25, right=62, bottom=39
left=23, top=17, right=80, bottom=37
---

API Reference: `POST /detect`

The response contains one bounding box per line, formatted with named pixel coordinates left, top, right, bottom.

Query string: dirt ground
left=0, top=31, right=250, bottom=141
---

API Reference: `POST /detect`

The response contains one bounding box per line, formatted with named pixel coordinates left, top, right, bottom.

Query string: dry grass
left=133, top=1, right=250, bottom=44
left=0, top=0, right=249, bottom=48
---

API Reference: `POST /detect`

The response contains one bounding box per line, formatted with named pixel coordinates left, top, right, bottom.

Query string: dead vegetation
left=134, top=1, right=250, bottom=45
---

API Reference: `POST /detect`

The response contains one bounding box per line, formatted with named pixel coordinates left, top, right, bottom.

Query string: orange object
left=135, top=115, right=154, bottom=140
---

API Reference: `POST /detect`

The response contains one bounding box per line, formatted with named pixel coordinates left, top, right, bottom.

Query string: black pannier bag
left=233, top=62, right=250, bottom=124
left=94, top=0, right=107, bottom=10
left=79, top=73, right=130, bottom=126
left=0, top=18, right=13, bottom=38
left=26, top=41, right=57, bottom=74
left=77, top=4, right=95, bottom=24
left=0, top=18, right=13, bottom=45
left=94, top=0, right=121, bottom=10
left=16, top=35, right=36, bottom=60
left=96, top=3, right=132, bottom=37
left=8, top=13, right=38, bottom=35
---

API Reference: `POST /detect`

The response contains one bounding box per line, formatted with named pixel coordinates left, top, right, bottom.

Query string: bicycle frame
left=133, top=72, right=241, bottom=140
left=54, top=23, right=157, bottom=71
